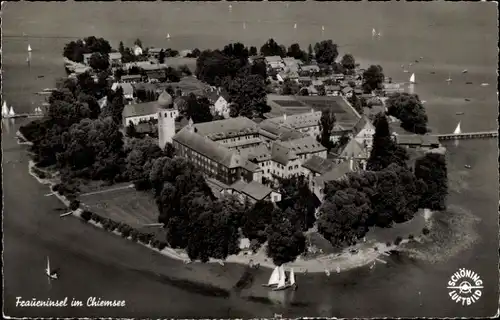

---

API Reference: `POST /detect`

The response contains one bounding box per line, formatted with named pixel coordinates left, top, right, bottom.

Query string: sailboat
left=243, top=22, right=246, bottom=30
left=272, top=267, right=296, bottom=291
left=321, top=25, right=325, bottom=32
left=2, top=101, right=9, bottom=117
left=453, top=121, right=462, bottom=135
left=446, top=74, right=452, bottom=82
left=262, top=266, right=281, bottom=287
left=409, top=73, right=416, bottom=84
left=377, top=32, right=382, bottom=37
left=45, top=257, right=59, bottom=280
left=28, top=44, right=32, bottom=52
left=294, top=23, right=297, bottom=30
left=166, top=33, right=171, bottom=40
left=372, top=28, right=377, bottom=37
left=8, top=106, right=16, bottom=117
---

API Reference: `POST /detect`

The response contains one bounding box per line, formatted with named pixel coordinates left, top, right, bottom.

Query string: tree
left=224, top=74, right=269, bottom=118
left=317, top=188, right=371, bottom=248
left=367, top=114, right=409, bottom=171
left=278, top=175, right=318, bottom=231
left=101, top=86, right=125, bottom=125
left=287, top=43, right=306, bottom=61
left=165, top=67, right=181, bottom=82
left=307, top=44, right=314, bottom=62
left=318, top=109, right=336, bottom=150
left=414, top=153, right=448, bottom=210
left=362, top=65, right=385, bottom=92
left=134, top=38, right=142, bottom=48
left=313, top=40, right=338, bottom=65
left=185, top=93, right=213, bottom=123
left=242, top=200, right=275, bottom=244
left=340, top=54, right=356, bottom=72
left=266, top=209, right=306, bottom=266
left=386, top=93, right=428, bottom=134
left=126, top=122, right=137, bottom=138
left=260, top=39, right=286, bottom=57
left=118, top=41, right=125, bottom=55
left=348, top=93, right=365, bottom=115
left=249, top=46, right=258, bottom=56
left=158, top=49, right=166, bottom=64
left=282, top=79, right=300, bottom=95
left=77, top=93, right=100, bottom=119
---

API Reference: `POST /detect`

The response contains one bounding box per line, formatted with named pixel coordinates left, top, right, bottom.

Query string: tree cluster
left=63, top=36, right=112, bottom=63
left=318, top=109, right=336, bottom=151
left=386, top=93, right=429, bottom=134
left=367, top=113, right=409, bottom=171
left=362, top=65, right=385, bottom=93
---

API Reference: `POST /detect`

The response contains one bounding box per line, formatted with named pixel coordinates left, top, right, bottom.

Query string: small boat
left=419, top=56, right=424, bottom=60
left=325, top=269, right=331, bottom=277
left=446, top=74, right=452, bottom=82
left=466, top=81, right=473, bottom=84
left=243, top=22, right=246, bottom=30
left=430, top=71, right=436, bottom=74
left=45, top=257, right=59, bottom=280
left=60, top=212, right=72, bottom=218
left=403, top=69, right=409, bottom=73
left=262, top=266, right=280, bottom=287
left=228, top=4, right=232, bottom=10
left=421, top=100, right=427, bottom=104
left=464, top=165, right=471, bottom=169
left=166, top=33, right=171, bottom=40
left=409, top=62, right=413, bottom=66
left=372, top=28, right=377, bottom=37
left=409, top=73, right=416, bottom=84
left=2, top=101, right=9, bottom=117
left=28, top=44, right=32, bottom=52
left=8, top=106, right=16, bottom=117
left=453, top=121, right=462, bottom=135
left=377, top=32, right=382, bottom=37
left=456, top=112, right=464, bottom=115
left=414, top=60, right=419, bottom=63
left=464, top=98, right=470, bottom=102
left=462, top=69, right=468, bottom=74
left=321, top=25, right=325, bottom=32
left=336, top=266, right=340, bottom=273
left=294, top=23, right=297, bottom=29
left=37, top=75, right=45, bottom=78
left=480, top=83, right=489, bottom=86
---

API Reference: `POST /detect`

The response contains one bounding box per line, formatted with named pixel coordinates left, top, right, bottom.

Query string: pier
left=2, top=113, right=44, bottom=119
left=434, top=131, right=498, bottom=141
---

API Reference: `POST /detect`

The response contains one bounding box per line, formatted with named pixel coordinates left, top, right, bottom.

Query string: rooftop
left=231, top=180, right=274, bottom=201
left=338, top=139, right=368, bottom=159
left=395, top=134, right=440, bottom=146
left=279, top=136, right=326, bottom=156
left=352, top=115, right=375, bottom=136
left=193, top=117, right=259, bottom=140
left=267, top=110, right=322, bottom=129
left=122, top=101, right=157, bottom=118
left=314, top=160, right=354, bottom=186
left=302, top=156, right=337, bottom=174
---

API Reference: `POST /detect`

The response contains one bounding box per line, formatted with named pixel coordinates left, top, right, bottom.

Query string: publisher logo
left=447, top=268, right=483, bottom=306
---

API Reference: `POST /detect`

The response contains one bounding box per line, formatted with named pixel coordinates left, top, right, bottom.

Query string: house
left=301, top=155, right=337, bottom=191
left=382, top=83, right=404, bottom=96
left=354, top=88, right=363, bottom=96
left=205, top=88, right=230, bottom=118
left=133, top=45, right=143, bottom=56
left=312, top=160, right=356, bottom=202
left=120, top=74, right=142, bottom=83
left=173, top=122, right=263, bottom=186
left=300, top=65, right=321, bottom=74
left=325, top=85, right=341, bottom=96
left=297, top=76, right=313, bottom=86
left=394, top=134, right=440, bottom=150
left=335, top=138, right=368, bottom=170
left=262, top=110, right=323, bottom=139
left=148, top=48, right=166, bottom=59
left=205, top=178, right=281, bottom=204
left=122, top=101, right=158, bottom=127
left=265, top=56, right=285, bottom=70
left=341, top=86, right=353, bottom=98
left=352, top=115, right=376, bottom=150
left=112, top=82, right=134, bottom=101
left=332, top=73, right=345, bottom=81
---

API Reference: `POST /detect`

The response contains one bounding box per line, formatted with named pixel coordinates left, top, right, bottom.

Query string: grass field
left=80, top=187, right=159, bottom=229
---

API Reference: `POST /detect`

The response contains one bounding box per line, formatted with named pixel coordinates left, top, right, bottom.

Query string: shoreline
left=26, top=156, right=433, bottom=276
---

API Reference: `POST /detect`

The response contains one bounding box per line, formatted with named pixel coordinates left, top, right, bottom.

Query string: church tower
left=157, top=91, right=178, bottom=150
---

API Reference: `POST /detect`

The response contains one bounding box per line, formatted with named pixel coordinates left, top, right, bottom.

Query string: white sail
left=409, top=73, right=416, bottom=84
left=446, top=74, right=452, bottom=82
left=2, top=101, right=9, bottom=116
left=453, top=122, right=461, bottom=135
left=277, top=266, right=286, bottom=288
left=289, top=268, right=296, bottom=285
left=294, top=23, right=297, bottom=29
left=46, top=257, right=51, bottom=274
left=243, top=22, right=246, bottom=30
left=8, top=106, right=16, bottom=116
left=372, top=28, right=376, bottom=37
left=268, top=267, right=280, bottom=286
left=28, top=44, right=32, bottom=52
left=322, top=25, right=325, bottom=32
left=166, top=33, right=171, bottom=39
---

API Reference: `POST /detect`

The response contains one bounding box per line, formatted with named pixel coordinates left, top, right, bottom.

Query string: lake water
left=2, top=1, right=498, bottom=318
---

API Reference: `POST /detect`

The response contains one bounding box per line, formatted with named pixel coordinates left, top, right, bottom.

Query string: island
left=19, top=36, right=448, bottom=279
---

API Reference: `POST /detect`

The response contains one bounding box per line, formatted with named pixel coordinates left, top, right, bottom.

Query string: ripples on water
left=403, top=205, right=480, bottom=263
